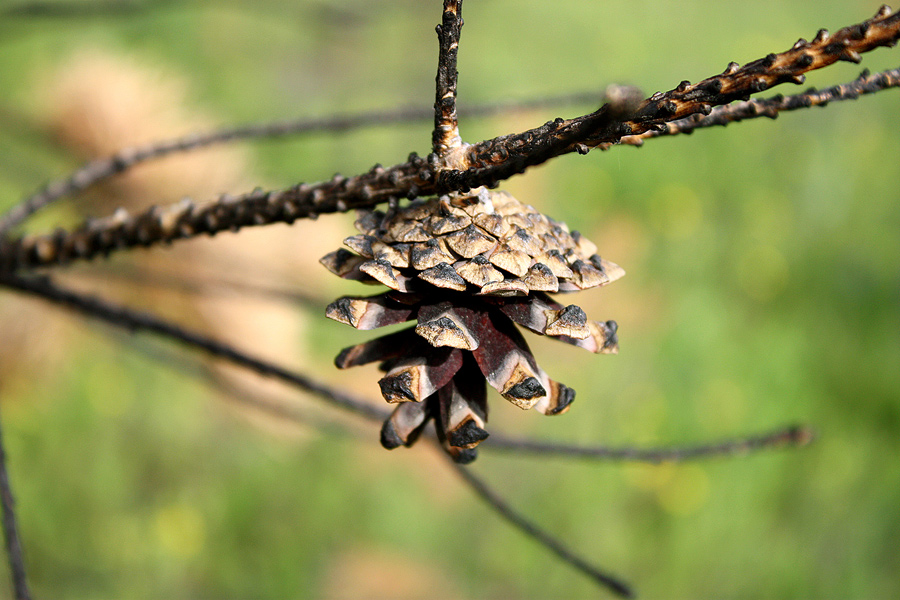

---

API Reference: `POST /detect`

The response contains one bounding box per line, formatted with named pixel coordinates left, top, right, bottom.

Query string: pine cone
left=321, top=189, right=622, bottom=462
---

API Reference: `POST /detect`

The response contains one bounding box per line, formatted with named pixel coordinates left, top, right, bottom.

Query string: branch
left=71, top=264, right=327, bottom=312
left=0, top=267, right=816, bottom=599
left=0, top=89, right=606, bottom=235
left=1, top=7, right=897, bottom=273
left=0, top=271, right=815, bottom=469
left=616, top=65, right=900, bottom=147
left=484, top=425, right=814, bottom=463
left=98, top=324, right=372, bottom=441
left=440, top=5, right=900, bottom=190
left=1, top=0, right=165, bottom=18
left=0, top=157, right=434, bottom=272
left=432, top=0, right=464, bottom=155
left=449, top=458, right=634, bottom=597
left=0, top=407, right=31, bottom=600
left=0, top=273, right=389, bottom=422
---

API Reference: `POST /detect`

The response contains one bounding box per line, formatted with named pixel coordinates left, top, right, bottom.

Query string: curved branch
left=616, top=65, right=900, bottom=147
left=0, top=273, right=388, bottom=422
left=450, top=458, right=634, bottom=597
left=0, top=88, right=606, bottom=235
left=0, top=272, right=815, bottom=467
left=484, top=425, right=813, bottom=463
left=441, top=5, right=900, bottom=190
left=0, top=408, right=31, bottom=600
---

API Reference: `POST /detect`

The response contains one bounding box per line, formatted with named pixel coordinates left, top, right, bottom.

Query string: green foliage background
left=0, top=0, right=898, bottom=598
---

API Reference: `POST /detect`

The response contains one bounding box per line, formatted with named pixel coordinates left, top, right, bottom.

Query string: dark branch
left=1, top=7, right=897, bottom=273
left=0, top=273, right=388, bottom=422
left=98, top=324, right=370, bottom=442
left=484, top=425, right=814, bottom=463
left=433, top=0, right=464, bottom=155
left=0, top=271, right=814, bottom=468
left=0, top=407, right=31, bottom=600
left=618, top=65, right=900, bottom=146
left=1, top=0, right=166, bottom=19
left=443, top=6, right=900, bottom=189
left=449, top=458, right=634, bottom=597
left=0, top=89, right=606, bottom=236
left=0, top=157, right=434, bottom=272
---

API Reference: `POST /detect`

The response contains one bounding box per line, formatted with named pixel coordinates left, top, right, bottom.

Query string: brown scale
left=321, top=189, right=623, bottom=463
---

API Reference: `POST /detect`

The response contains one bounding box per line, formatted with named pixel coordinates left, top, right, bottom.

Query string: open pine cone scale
left=321, top=188, right=622, bottom=463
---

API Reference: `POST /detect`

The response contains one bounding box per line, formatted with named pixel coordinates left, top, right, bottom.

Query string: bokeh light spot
left=656, top=464, right=710, bottom=516
left=737, top=244, right=789, bottom=302
left=154, top=503, right=206, bottom=559
left=650, top=183, right=703, bottom=240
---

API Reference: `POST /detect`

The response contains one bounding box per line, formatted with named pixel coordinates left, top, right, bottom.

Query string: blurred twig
left=0, top=273, right=388, bottom=421
left=99, top=325, right=372, bottom=442
left=449, top=457, right=634, bottom=598
left=0, top=90, right=606, bottom=236
left=0, top=273, right=817, bottom=465
left=1, top=0, right=174, bottom=19
left=0, top=407, right=31, bottom=600
left=618, top=66, right=900, bottom=147
left=71, top=264, right=328, bottom=311
left=485, top=425, right=814, bottom=462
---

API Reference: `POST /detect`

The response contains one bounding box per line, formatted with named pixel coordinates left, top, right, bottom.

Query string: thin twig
left=0, top=272, right=816, bottom=466
left=443, top=6, right=900, bottom=189
left=52, top=282, right=632, bottom=600
left=0, top=273, right=389, bottom=422
left=15, top=268, right=634, bottom=597
left=0, top=266, right=818, bottom=599
left=484, top=425, right=814, bottom=463
left=99, top=325, right=370, bottom=442
left=618, top=65, right=900, bottom=146
left=1, top=0, right=167, bottom=18
left=433, top=0, right=464, bottom=155
left=1, top=7, right=897, bottom=273
left=0, top=90, right=605, bottom=236
left=0, top=407, right=31, bottom=600
left=70, top=264, right=327, bottom=311
left=449, top=457, right=634, bottom=597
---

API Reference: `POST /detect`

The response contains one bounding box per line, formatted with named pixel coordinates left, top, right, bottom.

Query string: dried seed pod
left=427, top=213, right=471, bottom=235
left=371, top=240, right=410, bottom=268
left=320, top=248, right=365, bottom=277
left=505, top=227, right=543, bottom=256
left=378, top=347, right=463, bottom=403
left=415, top=302, right=479, bottom=350
left=479, top=278, right=529, bottom=297
left=328, top=190, right=621, bottom=294
left=321, top=189, right=624, bottom=462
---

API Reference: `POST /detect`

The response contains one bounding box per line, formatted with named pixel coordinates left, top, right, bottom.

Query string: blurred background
left=0, top=0, right=898, bottom=598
